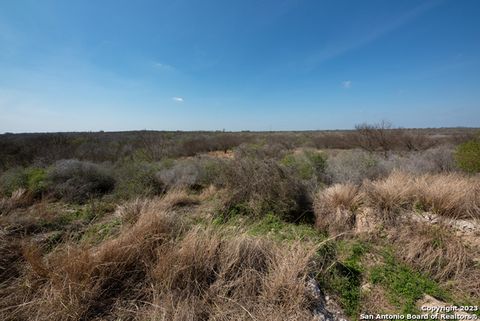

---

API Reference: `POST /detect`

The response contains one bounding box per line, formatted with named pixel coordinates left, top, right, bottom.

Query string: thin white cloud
left=153, top=62, right=174, bottom=70
left=172, top=97, right=184, bottom=102
left=342, top=80, right=352, bottom=89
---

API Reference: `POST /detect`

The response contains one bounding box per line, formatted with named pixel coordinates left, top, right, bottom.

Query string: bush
left=47, top=159, right=115, bottom=203
left=114, top=160, right=163, bottom=198
left=155, top=157, right=223, bottom=190
left=422, top=146, right=455, bottom=172
left=234, top=142, right=289, bottom=160
left=217, top=157, right=310, bottom=221
left=0, top=167, right=28, bottom=196
left=455, top=139, right=480, bottom=173
left=378, top=146, right=455, bottom=175
left=281, top=149, right=326, bottom=181
left=24, top=167, right=47, bottom=195
left=325, top=149, right=386, bottom=184
left=0, top=166, right=47, bottom=197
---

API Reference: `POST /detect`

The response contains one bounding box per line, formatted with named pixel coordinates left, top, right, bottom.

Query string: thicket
left=455, top=137, right=480, bottom=173
left=0, top=127, right=474, bottom=170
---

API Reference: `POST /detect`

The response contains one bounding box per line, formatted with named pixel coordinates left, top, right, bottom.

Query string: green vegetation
left=455, top=138, right=480, bottom=173
left=113, top=160, right=162, bottom=198
left=82, top=218, right=122, bottom=244
left=320, top=241, right=369, bottom=317
left=370, top=250, right=447, bottom=314
left=40, top=201, right=114, bottom=230
left=1, top=129, right=479, bottom=320
left=249, top=212, right=325, bottom=242
left=280, top=149, right=327, bottom=180
left=0, top=166, right=47, bottom=196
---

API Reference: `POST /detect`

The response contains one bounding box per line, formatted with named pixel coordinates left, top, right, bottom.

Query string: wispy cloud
left=341, top=80, right=352, bottom=89
left=153, top=62, right=174, bottom=70
left=172, top=96, right=184, bottom=102
left=303, top=0, right=443, bottom=70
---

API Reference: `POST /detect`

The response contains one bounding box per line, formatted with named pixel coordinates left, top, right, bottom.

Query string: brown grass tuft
left=147, top=228, right=320, bottom=321
left=362, top=171, right=480, bottom=219
left=391, top=222, right=469, bottom=281
left=413, top=173, right=480, bottom=219
left=4, top=191, right=323, bottom=321
left=390, top=221, right=480, bottom=299
left=361, top=171, right=415, bottom=215
left=314, top=183, right=361, bottom=234
left=0, top=188, right=33, bottom=215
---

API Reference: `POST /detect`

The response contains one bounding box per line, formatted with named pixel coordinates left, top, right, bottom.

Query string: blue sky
left=1, top=0, right=479, bottom=132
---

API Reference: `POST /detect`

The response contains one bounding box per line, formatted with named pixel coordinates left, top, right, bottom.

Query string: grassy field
left=0, top=127, right=479, bottom=320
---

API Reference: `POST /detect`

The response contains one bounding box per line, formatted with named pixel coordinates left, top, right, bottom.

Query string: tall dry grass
left=1, top=191, right=323, bottom=321
left=145, top=228, right=320, bottom=321
left=390, top=222, right=480, bottom=298
left=314, top=171, right=480, bottom=234
left=364, top=171, right=480, bottom=219
left=413, top=173, right=480, bottom=219
left=391, top=222, right=469, bottom=281
left=314, top=183, right=361, bottom=234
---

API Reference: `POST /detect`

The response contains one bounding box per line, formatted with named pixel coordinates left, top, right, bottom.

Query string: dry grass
left=115, top=189, right=200, bottom=225
left=413, top=173, right=480, bottom=219
left=0, top=188, right=33, bottom=216
left=391, top=222, right=469, bottom=281
left=315, top=172, right=480, bottom=233
left=390, top=221, right=480, bottom=299
left=145, top=228, right=320, bottom=321
left=363, top=171, right=480, bottom=219
left=314, top=183, right=361, bottom=234
left=2, top=194, right=178, bottom=320
left=1, top=190, right=322, bottom=321
left=361, top=171, right=416, bottom=215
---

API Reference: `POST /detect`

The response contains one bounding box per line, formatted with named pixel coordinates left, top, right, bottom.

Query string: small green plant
left=82, top=218, right=122, bottom=244
left=304, top=150, right=327, bottom=175
left=40, top=201, right=113, bottom=230
left=455, top=139, right=480, bottom=173
left=280, top=151, right=326, bottom=180
left=319, top=240, right=368, bottom=317
left=370, top=250, right=447, bottom=314
left=249, top=212, right=324, bottom=242
left=0, top=166, right=47, bottom=196
left=25, top=167, right=47, bottom=195
left=213, top=203, right=250, bottom=225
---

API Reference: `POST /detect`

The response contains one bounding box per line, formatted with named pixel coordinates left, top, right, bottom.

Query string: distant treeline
left=0, top=126, right=477, bottom=170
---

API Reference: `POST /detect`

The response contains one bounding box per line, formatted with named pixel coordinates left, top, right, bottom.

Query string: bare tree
left=137, top=131, right=167, bottom=161
left=355, top=120, right=394, bottom=157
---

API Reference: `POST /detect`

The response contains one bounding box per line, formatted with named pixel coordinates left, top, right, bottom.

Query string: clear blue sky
left=1, top=0, right=479, bottom=132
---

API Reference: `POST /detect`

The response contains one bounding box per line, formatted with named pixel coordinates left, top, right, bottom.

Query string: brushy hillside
left=1, top=129, right=479, bottom=320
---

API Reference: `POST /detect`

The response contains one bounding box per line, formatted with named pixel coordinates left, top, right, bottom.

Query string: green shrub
left=0, top=167, right=28, bottom=196
left=455, top=139, right=480, bottom=173
left=218, top=157, right=310, bottom=221
left=25, top=167, right=47, bottom=195
left=47, top=159, right=115, bottom=203
left=0, top=166, right=47, bottom=196
left=114, top=160, right=163, bottom=198
left=304, top=149, right=327, bottom=175
left=280, top=150, right=326, bottom=181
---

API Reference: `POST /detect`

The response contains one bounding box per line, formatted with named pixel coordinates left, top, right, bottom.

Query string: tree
left=355, top=120, right=394, bottom=157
